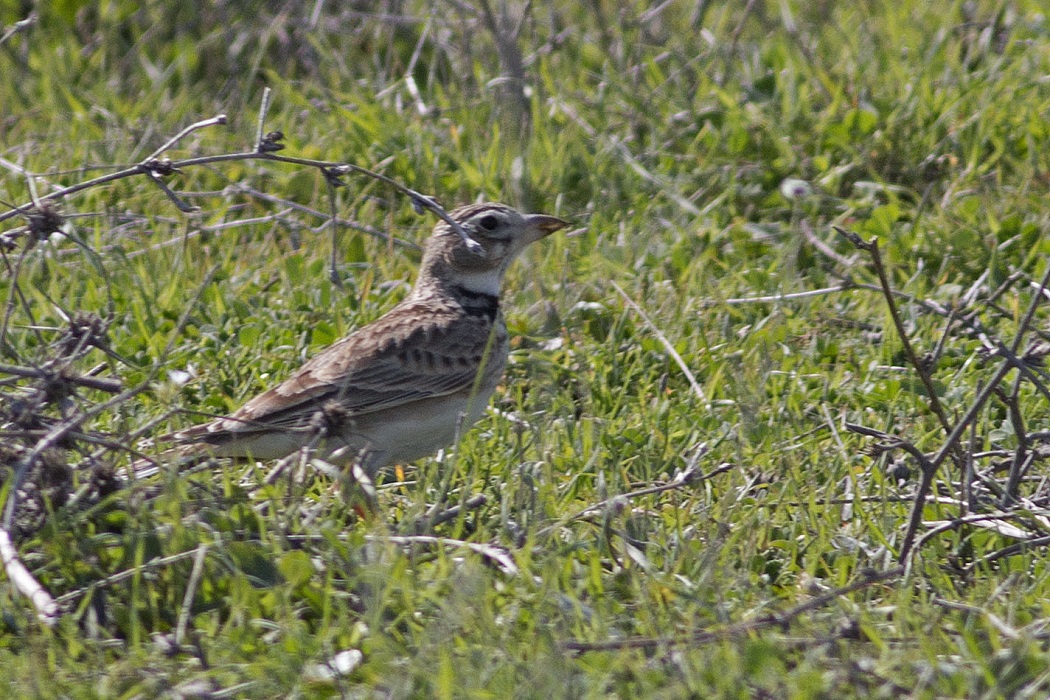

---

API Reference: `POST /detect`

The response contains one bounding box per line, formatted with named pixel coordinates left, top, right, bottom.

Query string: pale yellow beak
left=526, top=213, right=571, bottom=238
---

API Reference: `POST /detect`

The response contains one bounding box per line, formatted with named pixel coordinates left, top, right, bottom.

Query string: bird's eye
left=478, top=215, right=498, bottom=230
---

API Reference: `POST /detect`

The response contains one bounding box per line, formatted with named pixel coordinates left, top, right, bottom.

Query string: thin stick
left=560, top=566, right=903, bottom=652
left=282, top=533, right=521, bottom=576
left=1000, top=386, right=1030, bottom=508
left=144, top=115, right=228, bottom=163
left=323, top=160, right=482, bottom=254
left=254, top=87, right=273, bottom=152
left=0, top=527, right=58, bottom=626
left=0, top=245, right=40, bottom=351
left=53, top=547, right=202, bottom=605
left=144, top=172, right=198, bottom=213
left=932, top=597, right=1020, bottom=639
left=0, top=12, right=37, bottom=47
left=230, top=184, right=418, bottom=248
left=715, top=283, right=855, bottom=305
left=962, top=406, right=977, bottom=515
left=123, top=211, right=296, bottom=259
left=427, top=494, right=488, bottom=528
left=834, top=227, right=952, bottom=435
left=537, top=452, right=729, bottom=538
left=174, top=544, right=209, bottom=646
left=897, top=358, right=1014, bottom=561
left=963, top=534, right=1050, bottom=573
left=325, top=173, right=343, bottom=287
left=800, top=220, right=856, bottom=269
left=0, top=149, right=479, bottom=255
left=611, top=281, right=707, bottom=404
left=402, top=19, right=432, bottom=116
left=910, top=509, right=1050, bottom=557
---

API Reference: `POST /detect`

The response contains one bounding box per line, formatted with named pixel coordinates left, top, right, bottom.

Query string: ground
left=2, top=2, right=1050, bottom=698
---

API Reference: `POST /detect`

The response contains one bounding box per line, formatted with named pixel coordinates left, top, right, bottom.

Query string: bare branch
left=561, top=566, right=903, bottom=652
left=833, top=227, right=953, bottom=436
left=0, top=363, right=122, bottom=393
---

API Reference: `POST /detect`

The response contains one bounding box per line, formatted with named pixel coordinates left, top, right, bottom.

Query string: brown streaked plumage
left=135, top=203, right=569, bottom=478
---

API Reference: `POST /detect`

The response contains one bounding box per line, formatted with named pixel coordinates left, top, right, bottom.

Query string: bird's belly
left=334, top=389, right=495, bottom=470
left=207, top=431, right=313, bottom=461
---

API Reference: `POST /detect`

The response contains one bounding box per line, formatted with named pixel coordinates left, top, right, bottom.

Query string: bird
left=133, top=203, right=569, bottom=479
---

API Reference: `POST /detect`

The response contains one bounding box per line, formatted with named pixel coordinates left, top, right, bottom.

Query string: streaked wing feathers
left=177, top=298, right=497, bottom=443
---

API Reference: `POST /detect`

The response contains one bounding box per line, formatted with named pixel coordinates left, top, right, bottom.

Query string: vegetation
left=3, top=1, right=1050, bottom=697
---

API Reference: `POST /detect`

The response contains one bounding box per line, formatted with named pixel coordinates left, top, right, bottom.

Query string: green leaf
left=277, top=550, right=315, bottom=589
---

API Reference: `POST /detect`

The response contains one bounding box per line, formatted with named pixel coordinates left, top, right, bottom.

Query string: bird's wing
left=176, top=299, right=500, bottom=443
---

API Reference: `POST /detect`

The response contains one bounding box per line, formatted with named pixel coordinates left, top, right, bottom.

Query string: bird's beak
left=526, top=214, right=571, bottom=238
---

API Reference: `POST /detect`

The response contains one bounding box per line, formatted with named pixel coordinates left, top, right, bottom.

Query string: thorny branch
left=834, top=226, right=1050, bottom=563
left=561, top=566, right=905, bottom=652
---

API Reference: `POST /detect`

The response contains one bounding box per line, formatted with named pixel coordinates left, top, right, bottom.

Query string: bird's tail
left=123, top=443, right=213, bottom=483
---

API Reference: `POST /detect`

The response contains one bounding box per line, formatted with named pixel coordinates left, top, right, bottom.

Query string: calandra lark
left=138, top=203, right=568, bottom=478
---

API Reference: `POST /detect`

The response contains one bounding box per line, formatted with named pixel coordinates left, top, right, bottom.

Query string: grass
left=3, top=1, right=1050, bottom=697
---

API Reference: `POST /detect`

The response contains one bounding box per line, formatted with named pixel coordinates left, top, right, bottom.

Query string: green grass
left=4, top=1, right=1050, bottom=697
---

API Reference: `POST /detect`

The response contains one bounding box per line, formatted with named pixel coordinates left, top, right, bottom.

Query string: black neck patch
left=452, top=286, right=500, bottom=321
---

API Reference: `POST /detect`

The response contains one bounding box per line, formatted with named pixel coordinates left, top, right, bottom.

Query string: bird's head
left=419, top=203, right=569, bottom=295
